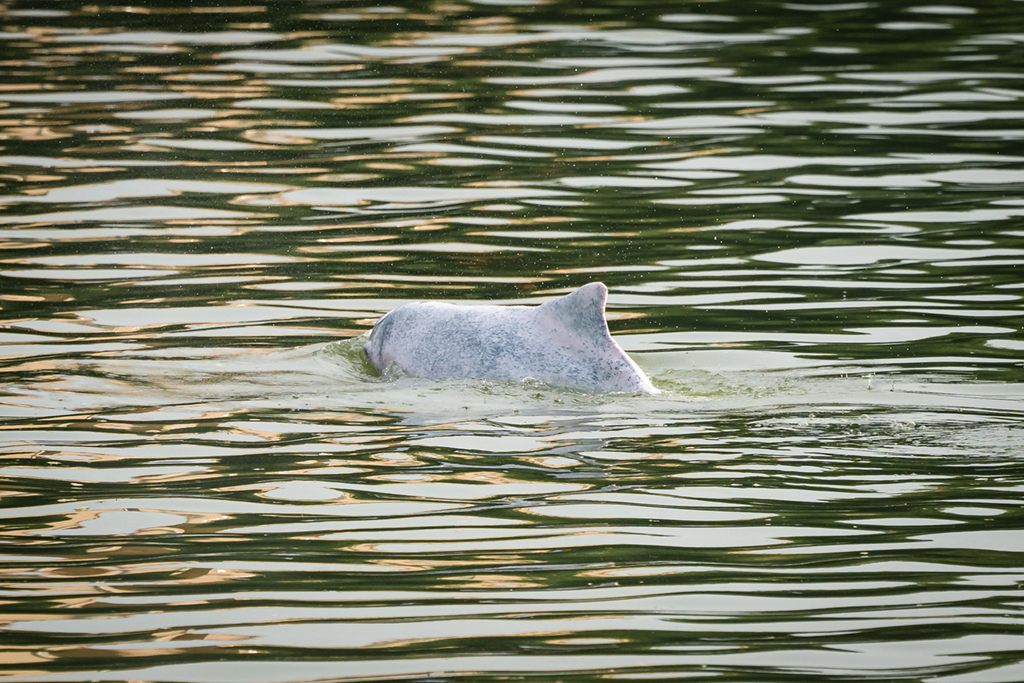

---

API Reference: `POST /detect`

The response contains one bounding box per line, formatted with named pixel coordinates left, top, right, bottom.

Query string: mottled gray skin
left=364, top=282, right=658, bottom=394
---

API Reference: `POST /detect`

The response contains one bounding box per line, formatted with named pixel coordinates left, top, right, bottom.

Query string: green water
left=1, top=1, right=1023, bottom=681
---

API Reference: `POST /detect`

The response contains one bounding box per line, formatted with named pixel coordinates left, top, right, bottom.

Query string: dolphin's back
left=364, top=283, right=658, bottom=394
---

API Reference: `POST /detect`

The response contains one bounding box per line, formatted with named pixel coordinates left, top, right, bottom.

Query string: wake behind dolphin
left=364, top=282, right=659, bottom=394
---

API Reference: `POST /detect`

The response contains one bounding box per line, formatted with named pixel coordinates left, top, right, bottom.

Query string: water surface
left=1, top=1, right=1023, bottom=682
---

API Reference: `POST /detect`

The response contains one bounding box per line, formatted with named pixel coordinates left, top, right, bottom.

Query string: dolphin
left=364, top=282, right=658, bottom=394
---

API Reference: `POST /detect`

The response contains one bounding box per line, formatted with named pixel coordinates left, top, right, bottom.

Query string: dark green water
left=1, top=1, right=1023, bottom=681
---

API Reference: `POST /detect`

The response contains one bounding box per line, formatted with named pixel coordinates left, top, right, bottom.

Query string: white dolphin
left=364, top=282, right=658, bottom=394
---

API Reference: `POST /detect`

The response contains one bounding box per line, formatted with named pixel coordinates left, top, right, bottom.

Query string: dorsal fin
left=539, top=282, right=610, bottom=337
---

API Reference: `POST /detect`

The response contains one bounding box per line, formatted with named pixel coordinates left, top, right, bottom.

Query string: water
left=1, top=1, right=1023, bottom=681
